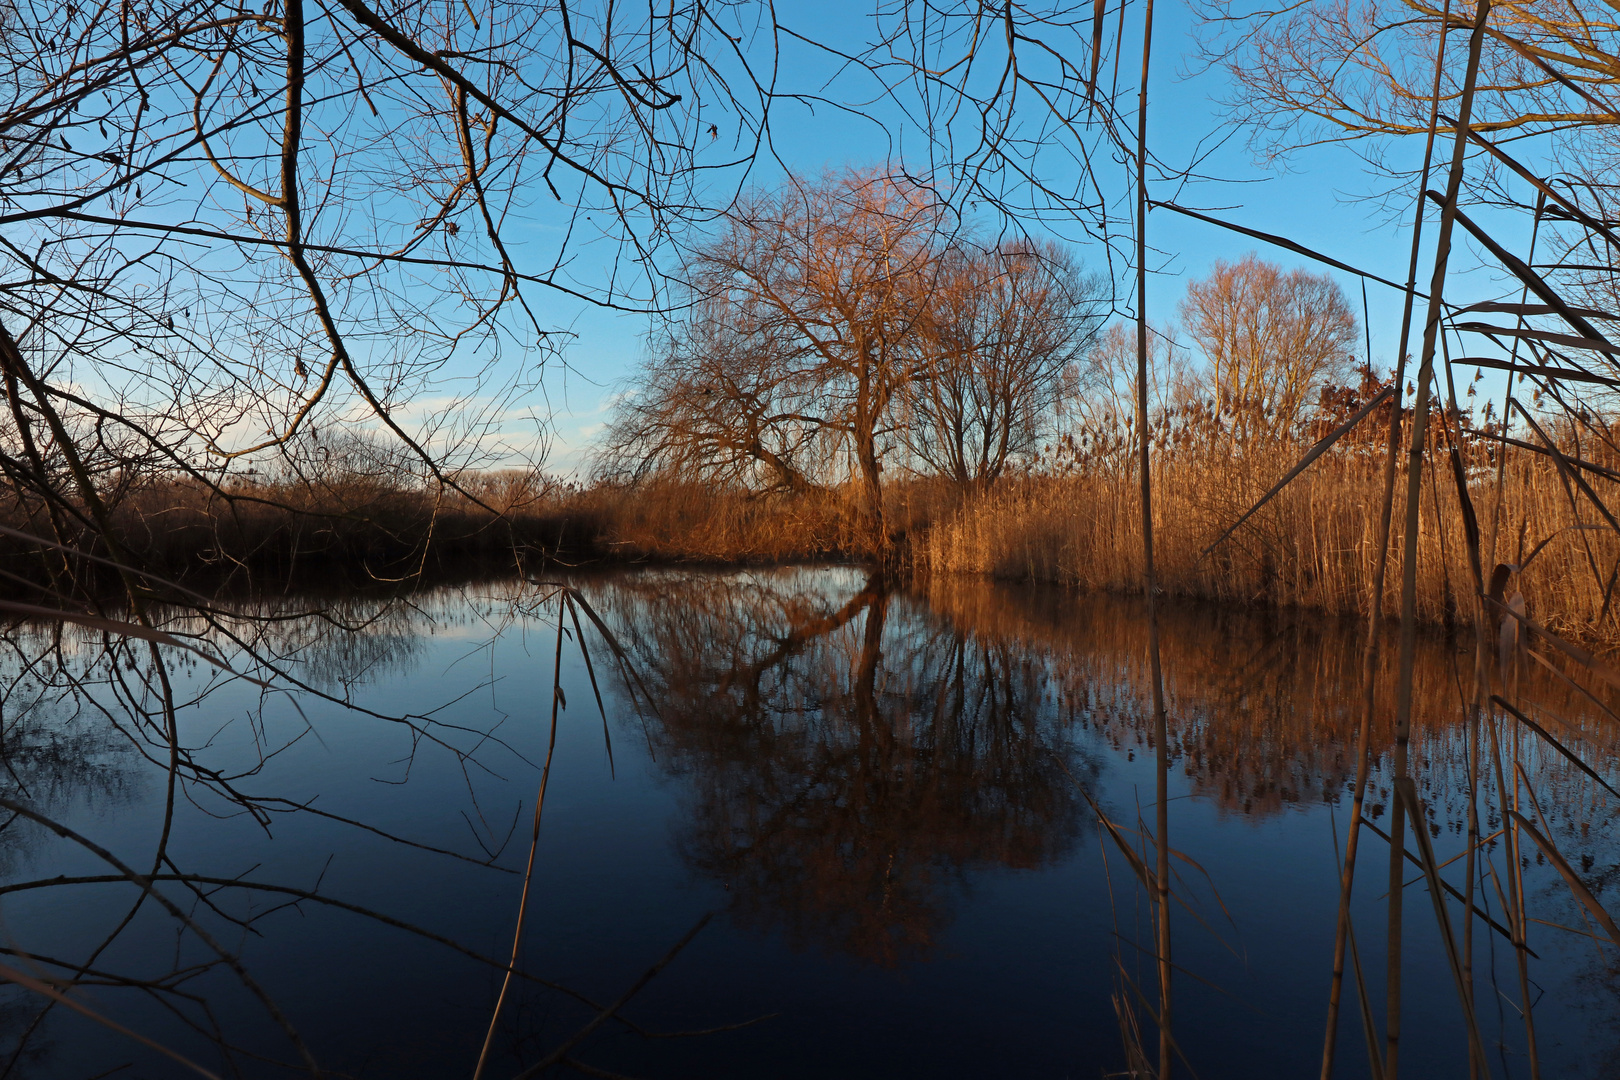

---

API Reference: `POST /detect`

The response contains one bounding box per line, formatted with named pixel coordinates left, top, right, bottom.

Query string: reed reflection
left=925, top=579, right=1620, bottom=832
left=0, top=672, right=131, bottom=879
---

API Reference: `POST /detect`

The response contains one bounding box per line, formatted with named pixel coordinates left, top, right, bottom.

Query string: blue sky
left=530, top=1, right=1543, bottom=474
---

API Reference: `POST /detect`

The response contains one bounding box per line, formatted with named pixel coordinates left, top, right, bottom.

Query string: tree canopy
left=1180, top=254, right=1360, bottom=447
left=599, top=170, right=1106, bottom=548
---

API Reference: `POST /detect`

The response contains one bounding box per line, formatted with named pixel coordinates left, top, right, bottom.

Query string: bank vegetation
left=8, top=179, right=1612, bottom=644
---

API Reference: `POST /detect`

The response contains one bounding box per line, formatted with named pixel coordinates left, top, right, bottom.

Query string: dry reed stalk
left=1133, top=4, right=1173, bottom=1072
left=507, top=913, right=715, bottom=1080
left=1382, top=6, right=1491, bottom=1076
left=1320, top=10, right=1458, bottom=1069
left=1110, top=991, right=1153, bottom=1079
left=1445, top=338, right=1514, bottom=1080
left=472, top=591, right=569, bottom=1080
left=1510, top=699, right=1543, bottom=1077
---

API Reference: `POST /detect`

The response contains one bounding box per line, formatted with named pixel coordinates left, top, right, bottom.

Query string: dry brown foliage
left=913, top=437, right=1620, bottom=643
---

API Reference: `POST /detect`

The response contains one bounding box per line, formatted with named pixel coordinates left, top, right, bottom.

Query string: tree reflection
left=596, top=566, right=1620, bottom=983
left=601, top=569, right=1093, bottom=966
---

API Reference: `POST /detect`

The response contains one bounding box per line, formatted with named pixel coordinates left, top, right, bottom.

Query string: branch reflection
left=602, top=569, right=1094, bottom=966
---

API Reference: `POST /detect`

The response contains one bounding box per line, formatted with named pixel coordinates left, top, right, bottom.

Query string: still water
left=1, top=566, right=1616, bottom=1078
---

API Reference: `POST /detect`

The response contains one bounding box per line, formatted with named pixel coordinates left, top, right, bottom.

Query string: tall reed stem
left=1133, top=2, right=1172, bottom=1075
left=473, top=593, right=569, bottom=1080
left=1321, top=4, right=1454, bottom=1072
left=1386, top=5, right=1492, bottom=1076
left=1485, top=196, right=1547, bottom=1080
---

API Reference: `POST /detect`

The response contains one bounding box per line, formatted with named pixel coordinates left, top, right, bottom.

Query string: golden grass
left=554, top=479, right=959, bottom=565
left=910, top=448, right=1620, bottom=642
left=556, top=482, right=859, bottom=563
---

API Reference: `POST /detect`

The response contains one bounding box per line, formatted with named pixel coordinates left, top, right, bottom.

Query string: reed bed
left=10, top=441, right=1620, bottom=651
left=0, top=472, right=949, bottom=590
left=911, top=446, right=1620, bottom=644
left=0, top=471, right=576, bottom=592
left=536, top=478, right=962, bottom=565
left=554, top=482, right=862, bottom=563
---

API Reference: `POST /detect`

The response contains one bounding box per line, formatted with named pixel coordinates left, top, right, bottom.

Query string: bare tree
left=603, top=169, right=950, bottom=552
left=0, top=0, right=789, bottom=596
left=1179, top=254, right=1359, bottom=448
left=601, top=174, right=1108, bottom=534
left=1058, top=320, right=1190, bottom=477
left=1208, top=0, right=1620, bottom=165
left=599, top=293, right=830, bottom=496
left=905, top=241, right=1106, bottom=489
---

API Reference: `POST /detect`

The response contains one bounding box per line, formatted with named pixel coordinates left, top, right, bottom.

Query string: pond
left=1, top=566, right=1615, bottom=1078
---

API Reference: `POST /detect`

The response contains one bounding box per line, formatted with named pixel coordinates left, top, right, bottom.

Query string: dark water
left=1, top=566, right=1616, bottom=1078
